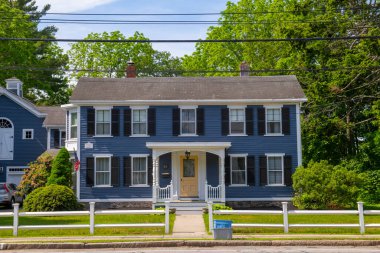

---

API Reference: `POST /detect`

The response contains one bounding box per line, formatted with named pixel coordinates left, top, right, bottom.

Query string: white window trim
left=95, top=108, right=112, bottom=137
left=228, top=106, right=246, bottom=136
left=69, top=110, right=78, bottom=140
left=93, top=154, right=113, bottom=187
left=264, top=105, right=283, bottom=136
left=22, top=129, right=34, bottom=140
left=266, top=153, right=285, bottom=186
left=131, top=108, right=149, bottom=137
left=229, top=154, right=248, bottom=186
left=180, top=107, right=197, bottom=136
left=131, top=154, right=149, bottom=187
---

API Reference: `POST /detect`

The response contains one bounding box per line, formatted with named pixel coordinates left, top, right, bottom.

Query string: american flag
left=74, top=150, right=80, bottom=172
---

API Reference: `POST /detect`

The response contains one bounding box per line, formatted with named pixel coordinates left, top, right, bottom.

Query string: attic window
left=23, top=129, right=34, bottom=140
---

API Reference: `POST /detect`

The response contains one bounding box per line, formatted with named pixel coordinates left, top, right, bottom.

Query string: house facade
left=65, top=68, right=307, bottom=207
left=0, top=78, right=65, bottom=185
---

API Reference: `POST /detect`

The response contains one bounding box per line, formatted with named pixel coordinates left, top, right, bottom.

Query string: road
left=4, top=246, right=380, bottom=253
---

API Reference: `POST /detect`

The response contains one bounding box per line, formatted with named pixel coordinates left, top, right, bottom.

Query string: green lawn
left=0, top=214, right=175, bottom=237
left=204, top=214, right=380, bottom=234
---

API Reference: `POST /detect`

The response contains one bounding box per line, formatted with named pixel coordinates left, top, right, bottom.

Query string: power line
left=0, top=35, right=379, bottom=43
left=2, top=65, right=379, bottom=73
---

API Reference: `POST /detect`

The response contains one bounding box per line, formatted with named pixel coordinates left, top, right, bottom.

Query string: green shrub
left=47, top=148, right=72, bottom=187
left=360, top=170, right=380, bottom=203
left=23, top=184, right=79, bottom=211
left=213, top=204, right=233, bottom=210
left=293, top=160, right=363, bottom=209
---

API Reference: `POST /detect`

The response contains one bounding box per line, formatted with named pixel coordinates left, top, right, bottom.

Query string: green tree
left=293, top=161, right=363, bottom=209
left=0, top=0, right=70, bottom=105
left=17, top=152, right=54, bottom=196
left=68, top=31, right=181, bottom=78
left=47, top=148, right=72, bottom=187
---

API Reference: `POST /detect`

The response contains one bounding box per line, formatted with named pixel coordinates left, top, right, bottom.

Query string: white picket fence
left=208, top=201, right=380, bottom=234
left=0, top=201, right=170, bottom=236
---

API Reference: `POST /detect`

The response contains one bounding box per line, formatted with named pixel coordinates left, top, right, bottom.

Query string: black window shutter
left=148, top=108, right=156, bottom=136
left=111, top=157, right=120, bottom=187
left=123, top=156, right=131, bottom=186
left=197, top=108, right=205, bottom=135
left=148, top=156, right=153, bottom=185
left=124, top=109, right=131, bottom=136
left=53, top=129, right=60, bottom=148
left=87, top=108, right=95, bottom=136
left=247, top=156, right=255, bottom=186
left=224, top=155, right=231, bottom=186
left=282, top=107, right=290, bottom=135
left=111, top=109, right=120, bottom=136
left=284, top=155, right=292, bottom=186
left=172, top=108, right=180, bottom=136
left=258, top=108, right=266, bottom=135
left=259, top=156, right=267, bottom=186
left=86, top=157, right=94, bottom=187
left=221, top=108, right=229, bottom=136
left=246, top=108, right=254, bottom=136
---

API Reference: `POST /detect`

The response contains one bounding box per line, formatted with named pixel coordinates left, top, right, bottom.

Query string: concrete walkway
left=172, top=211, right=209, bottom=238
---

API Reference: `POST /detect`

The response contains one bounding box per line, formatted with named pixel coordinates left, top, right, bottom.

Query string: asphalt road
left=4, top=247, right=380, bottom=253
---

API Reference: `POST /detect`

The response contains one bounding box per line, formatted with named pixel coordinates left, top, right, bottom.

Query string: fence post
left=282, top=202, right=289, bottom=233
left=12, top=203, right=19, bottom=236
left=89, top=202, right=95, bottom=235
left=358, top=201, right=365, bottom=234
left=205, top=180, right=208, bottom=202
left=165, top=201, right=170, bottom=234
left=208, top=201, right=213, bottom=233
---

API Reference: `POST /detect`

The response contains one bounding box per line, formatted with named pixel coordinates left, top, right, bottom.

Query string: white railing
left=205, top=181, right=223, bottom=202
left=207, top=201, right=380, bottom=234
left=0, top=201, right=170, bottom=236
left=156, top=181, right=173, bottom=202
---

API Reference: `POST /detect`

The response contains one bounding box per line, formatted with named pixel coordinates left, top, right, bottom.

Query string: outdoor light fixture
left=185, top=150, right=191, bottom=160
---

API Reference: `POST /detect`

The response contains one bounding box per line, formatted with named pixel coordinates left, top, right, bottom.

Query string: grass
left=204, top=213, right=380, bottom=234
left=0, top=214, right=175, bottom=237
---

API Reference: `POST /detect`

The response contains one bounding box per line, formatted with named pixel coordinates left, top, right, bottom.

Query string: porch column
left=152, top=152, right=159, bottom=203
left=218, top=152, right=226, bottom=203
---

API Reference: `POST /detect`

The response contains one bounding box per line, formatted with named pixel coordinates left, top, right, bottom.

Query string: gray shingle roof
left=70, top=75, right=306, bottom=102
left=37, top=106, right=66, bottom=127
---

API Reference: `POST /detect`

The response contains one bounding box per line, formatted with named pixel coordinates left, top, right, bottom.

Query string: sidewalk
left=172, top=210, right=210, bottom=238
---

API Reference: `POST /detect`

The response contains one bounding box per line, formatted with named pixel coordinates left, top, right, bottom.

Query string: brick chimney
left=240, top=61, right=250, bottom=77
left=126, top=60, right=136, bottom=78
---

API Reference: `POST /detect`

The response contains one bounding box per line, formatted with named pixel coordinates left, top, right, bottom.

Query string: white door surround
left=0, top=118, right=14, bottom=160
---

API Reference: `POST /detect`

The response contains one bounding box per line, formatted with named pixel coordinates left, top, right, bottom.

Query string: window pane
left=269, top=171, right=282, bottom=184
left=133, top=157, right=146, bottom=172
left=96, top=158, right=110, bottom=185
left=132, top=157, right=147, bottom=185
left=182, top=109, right=195, bottom=121
left=183, top=159, right=195, bottom=177
left=182, top=122, right=195, bottom=134
left=96, top=111, right=104, bottom=122
left=97, top=158, right=109, bottom=171
left=133, top=122, right=147, bottom=134
left=71, top=126, right=77, bottom=138
left=231, top=122, right=244, bottom=134
left=268, top=156, right=283, bottom=185
left=232, top=171, right=245, bottom=184
left=232, top=157, right=245, bottom=171
left=71, top=113, right=77, bottom=126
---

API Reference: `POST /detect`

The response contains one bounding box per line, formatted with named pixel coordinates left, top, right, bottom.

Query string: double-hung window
left=181, top=108, right=196, bottom=135
left=132, top=109, right=147, bottom=135
left=230, top=108, right=245, bottom=134
left=266, top=108, right=281, bottom=134
left=267, top=155, right=284, bottom=185
left=95, top=157, right=111, bottom=186
left=230, top=156, right=247, bottom=185
left=96, top=109, right=111, bottom=135
left=131, top=156, right=148, bottom=186
left=70, top=112, right=77, bottom=139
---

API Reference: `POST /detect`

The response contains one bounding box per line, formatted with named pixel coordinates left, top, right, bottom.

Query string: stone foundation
left=226, top=201, right=296, bottom=210
left=81, top=201, right=153, bottom=210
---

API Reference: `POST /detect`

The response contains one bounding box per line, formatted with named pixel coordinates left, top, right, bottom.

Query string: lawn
left=204, top=213, right=380, bottom=234
left=0, top=214, right=175, bottom=237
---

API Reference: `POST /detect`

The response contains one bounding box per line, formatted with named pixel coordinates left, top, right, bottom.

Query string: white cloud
left=35, top=0, right=117, bottom=13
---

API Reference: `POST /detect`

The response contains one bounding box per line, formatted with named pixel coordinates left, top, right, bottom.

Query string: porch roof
left=146, top=142, right=231, bottom=159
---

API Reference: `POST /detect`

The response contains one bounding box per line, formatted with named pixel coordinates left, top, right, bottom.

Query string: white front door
left=0, top=118, right=14, bottom=160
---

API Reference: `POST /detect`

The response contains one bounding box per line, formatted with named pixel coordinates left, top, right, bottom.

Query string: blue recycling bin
left=213, top=220, right=232, bottom=240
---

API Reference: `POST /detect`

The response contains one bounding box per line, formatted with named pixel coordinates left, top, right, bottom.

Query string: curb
left=1, top=240, right=380, bottom=250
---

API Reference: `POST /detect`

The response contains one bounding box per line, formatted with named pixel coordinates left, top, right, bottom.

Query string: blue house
left=0, top=78, right=65, bottom=186
left=65, top=64, right=307, bottom=208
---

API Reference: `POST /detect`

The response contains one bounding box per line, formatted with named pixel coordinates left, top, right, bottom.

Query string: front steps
left=156, top=201, right=207, bottom=211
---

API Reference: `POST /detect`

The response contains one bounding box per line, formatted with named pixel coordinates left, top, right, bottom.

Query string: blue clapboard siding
left=79, top=105, right=298, bottom=199
left=0, top=95, right=47, bottom=182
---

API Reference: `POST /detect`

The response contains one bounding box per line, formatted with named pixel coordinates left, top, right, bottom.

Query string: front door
left=180, top=156, right=198, bottom=198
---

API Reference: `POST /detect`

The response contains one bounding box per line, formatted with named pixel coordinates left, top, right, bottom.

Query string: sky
left=34, top=0, right=237, bottom=57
